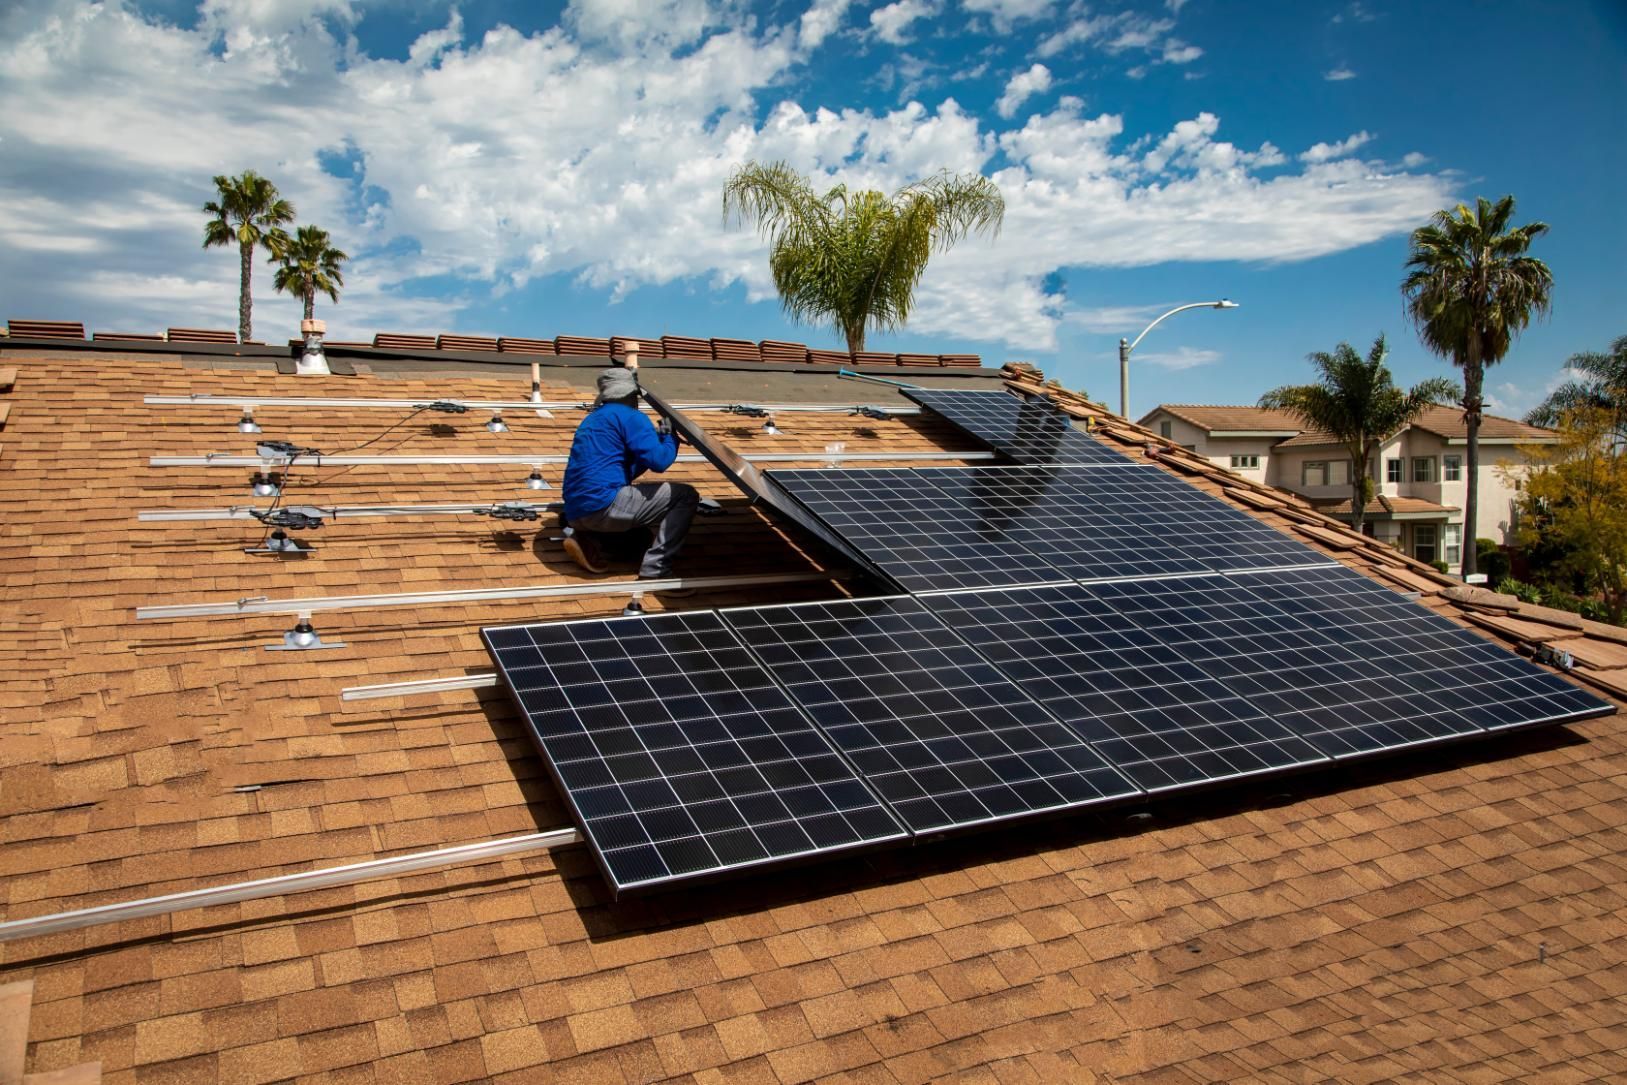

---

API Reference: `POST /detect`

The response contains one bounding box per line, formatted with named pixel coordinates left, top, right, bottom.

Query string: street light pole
left=1118, top=299, right=1239, bottom=418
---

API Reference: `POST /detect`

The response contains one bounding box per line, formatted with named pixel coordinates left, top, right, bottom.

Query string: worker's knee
left=673, top=482, right=700, bottom=507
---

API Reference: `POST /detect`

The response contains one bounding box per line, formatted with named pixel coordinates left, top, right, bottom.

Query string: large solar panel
left=482, top=612, right=906, bottom=895
left=903, top=388, right=1135, bottom=465
left=722, top=596, right=1141, bottom=832
left=769, top=465, right=1333, bottom=591
left=923, top=584, right=1330, bottom=791
left=1087, top=568, right=1614, bottom=757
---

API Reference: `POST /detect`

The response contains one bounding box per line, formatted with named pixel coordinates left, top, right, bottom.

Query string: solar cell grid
left=769, top=464, right=1333, bottom=592
left=723, top=596, right=1141, bottom=832
left=923, top=584, right=1329, bottom=791
left=482, top=612, right=905, bottom=894
left=903, top=388, right=1135, bottom=465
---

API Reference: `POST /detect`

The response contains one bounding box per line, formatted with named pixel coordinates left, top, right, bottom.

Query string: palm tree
left=202, top=171, right=296, bottom=342
left=1402, top=194, right=1553, bottom=577
left=1260, top=335, right=1457, bottom=536
left=1526, top=334, right=1627, bottom=444
left=269, top=225, right=348, bottom=321
left=723, top=161, right=1004, bottom=352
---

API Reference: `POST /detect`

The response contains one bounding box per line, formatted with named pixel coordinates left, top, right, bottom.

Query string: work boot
left=563, top=530, right=609, bottom=574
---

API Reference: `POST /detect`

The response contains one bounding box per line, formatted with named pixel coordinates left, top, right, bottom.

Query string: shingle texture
left=2, top=347, right=1625, bottom=1084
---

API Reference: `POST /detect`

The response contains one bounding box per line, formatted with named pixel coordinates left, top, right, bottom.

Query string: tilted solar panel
left=902, top=388, right=1134, bottom=465
left=769, top=465, right=1335, bottom=592
left=482, top=612, right=906, bottom=895
left=923, top=583, right=1330, bottom=791
left=722, top=596, right=1141, bottom=832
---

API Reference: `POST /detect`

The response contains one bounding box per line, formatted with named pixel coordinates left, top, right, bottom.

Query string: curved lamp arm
left=1118, top=299, right=1238, bottom=418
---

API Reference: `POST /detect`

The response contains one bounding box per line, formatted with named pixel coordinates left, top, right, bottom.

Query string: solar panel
left=722, top=596, right=1141, bottom=832
left=903, top=388, right=1134, bottom=465
left=1233, top=565, right=1613, bottom=735
left=769, top=465, right=1334, bottom=591
left=1088, top=568, right=1614, bottom=757
left=482, top=612, right=906, bottom=895
left=923, top=584, right=1330, bottom=791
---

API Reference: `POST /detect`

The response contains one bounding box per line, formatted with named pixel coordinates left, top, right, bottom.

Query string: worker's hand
left=656, top=416, right=680, bottom=442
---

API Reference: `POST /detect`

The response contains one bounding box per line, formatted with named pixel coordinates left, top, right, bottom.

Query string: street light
left=1118, top=299, right=1239, bottom=419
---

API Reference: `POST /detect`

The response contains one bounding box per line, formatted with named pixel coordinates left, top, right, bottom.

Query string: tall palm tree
left=1526, top=334, right=1627, bottom=444
left=202, top=171, right=296, bottom=342
left=269, top=225, right=348, bottom=321
left=723, top=162, right=1004, bottom=352
left=1260, top=335, right=1457, bottom=536
left=1402, top=194, right=1553, bottom=577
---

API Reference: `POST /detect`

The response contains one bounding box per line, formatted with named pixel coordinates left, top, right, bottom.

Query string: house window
left=1303, top=461, right=1328, bottom=486
left=1444, top=455, right=1462, bottom=481
left=1414, top=524, right=1438, bottom=564
left=1328, top=460, right=1350, bottom=486
left=1159, top=420, right=1172, bottom=439
left=1413, top=456, right=1437, bottom=483
left=1386, top=458, right=1403, bottom=484
left=1230, top=454, right=1259, bottom=470
left=1444, top=524, right=1462, bottom=565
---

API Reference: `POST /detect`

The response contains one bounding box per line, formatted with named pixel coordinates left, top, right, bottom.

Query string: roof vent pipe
left=625, top=342, right=639, bottom=371
left=296, top=319, right=330, bottom=376
left=529, top=361, right=553, bottom=418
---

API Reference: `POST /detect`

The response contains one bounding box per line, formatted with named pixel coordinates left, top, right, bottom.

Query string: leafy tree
left=269, top=225, right=348, bottom=321
left=723, top=161, right=1004, bottom=352
left=202, top=171, right=296, bottom=342
left=1525, top=333, right=1627, bottom=443
left=1259, top=334, right=1457, bottom=535
left=1513, top=406, right=1627, bottom=623
left=1402, top=194, right=1553, bottom=577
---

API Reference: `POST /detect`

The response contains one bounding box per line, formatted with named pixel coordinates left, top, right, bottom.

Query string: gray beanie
left=593, top=367, right=639, bottom=406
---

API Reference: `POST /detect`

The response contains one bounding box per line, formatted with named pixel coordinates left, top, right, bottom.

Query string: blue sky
left=1, top=0, right=1622, bottom=419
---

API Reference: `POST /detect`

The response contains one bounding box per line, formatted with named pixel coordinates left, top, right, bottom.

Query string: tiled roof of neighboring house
left=1310, top=495, right=1460, bottom=516
left=1150, top=403, right=1555, bottom=447
left=1, top=340, right=1625, bottom=1084
left=1142, top=404, right=1303, bottom=433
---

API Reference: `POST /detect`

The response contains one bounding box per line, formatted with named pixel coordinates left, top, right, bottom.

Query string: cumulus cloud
left=869, top=0, right=938, bottom=44
left=962, top=0, right=1055, bottom=30
left=0, top=1, right=1454, bottom=352
left=1300, top=130, right=1375, bottom=163
left=1324, top=66, right=1356, bottom=81
left=995, top=63, right=1051, bottom=119
left=799, top=0, right=853, bottom=47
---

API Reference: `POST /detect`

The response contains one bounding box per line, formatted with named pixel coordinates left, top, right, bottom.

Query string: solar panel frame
left=482, top=611, right=907, bottom=896
left=902, top=388, right=1136, bottom=466
left=721, top=595, right=1143, bottom=833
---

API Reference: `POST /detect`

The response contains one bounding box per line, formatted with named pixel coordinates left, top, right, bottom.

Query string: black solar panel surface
left=769, top=465, right=1333, bottom=591
left=482, top=612, right=906, bottom=894
left=902, top=388, right=1135, bottom=465
left=923, top=584, right=1330, bottom=791
left=723, top=596, right=1141, bottom=832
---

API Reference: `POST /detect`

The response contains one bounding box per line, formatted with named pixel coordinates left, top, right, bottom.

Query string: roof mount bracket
left=266, top=612, right=345, bottom=651
left=245, top=529, right=313, bottom=557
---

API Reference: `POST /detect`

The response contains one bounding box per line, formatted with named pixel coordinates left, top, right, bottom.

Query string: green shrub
left=1496, top=577, right=1544, bottom=604
left=1431, top=560, right=1450, bottom=574
left=1476, top=538, right=1511, bottom=583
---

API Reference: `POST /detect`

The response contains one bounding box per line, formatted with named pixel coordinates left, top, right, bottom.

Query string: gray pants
left=569, top=482, right=699, bottom=578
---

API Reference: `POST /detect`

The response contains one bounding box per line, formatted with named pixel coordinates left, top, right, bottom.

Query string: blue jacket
left=562, top=402, right=679, bottom=520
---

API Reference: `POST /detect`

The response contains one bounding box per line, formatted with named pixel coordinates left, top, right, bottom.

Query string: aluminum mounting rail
left=148, top=450, right=993, bottom=468
left=0, top=828, right=582, bottom=944
left=342, top=672, right=500, bottom=700
left=136, top=570, right=847, bottom=620
left=145, top=394, right=921, bottom=415
left=138, top=502, right=563, bottom=523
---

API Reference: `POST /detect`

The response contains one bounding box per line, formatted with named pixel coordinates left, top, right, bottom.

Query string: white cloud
left=564, top=0, right=720, bottom=50
left=1065, top=303, right=1179, bottom=333
left=1161, top=40, right=1202, bottom=64
left=995, top=63, right=1051, bottom=119
left=1300, top=131, right=1375, bottom=163
left=962, top=0, right=1055, bottom=29
left=1402, top=151, right=1429, bottom=168
left=0, top=1, right=1455, bottom=354
left=1324, top=66, right=1356, bottom=81
left=799, top=0, right=853, bottom=47
left=1135, top=346, right=1220, bottom=371
left=869, top=0, right=937, bottom=44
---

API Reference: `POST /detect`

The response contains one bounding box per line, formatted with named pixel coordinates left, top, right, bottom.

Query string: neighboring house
left=1138, top=403, right=1556, bottom=570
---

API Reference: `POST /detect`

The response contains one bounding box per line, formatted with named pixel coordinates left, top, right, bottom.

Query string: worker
left=561, top=367, right=699, bottom=581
